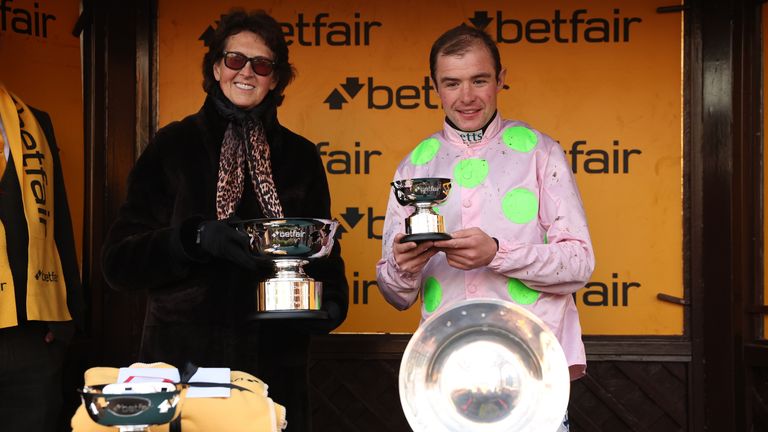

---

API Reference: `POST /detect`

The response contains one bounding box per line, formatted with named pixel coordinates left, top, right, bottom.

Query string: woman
left=101, top=9, right=348, bottom=431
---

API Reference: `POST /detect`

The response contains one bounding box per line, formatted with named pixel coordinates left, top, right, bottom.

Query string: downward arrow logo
left=341, top=77, right=364, bottom=98
left=325, top=77, right=365, bottom=110
left=469, top=11, right=493, bottom=30
left=341, top=207, right=364, bottom=228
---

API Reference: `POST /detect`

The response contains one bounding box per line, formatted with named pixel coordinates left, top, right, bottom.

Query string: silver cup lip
left=399, top=299, right=570, bottom=432
left=391, top=177, right=452, bottom=205
left=78, top=383, right=187, bottom=427
left=232, top=217, right=339, bottom=259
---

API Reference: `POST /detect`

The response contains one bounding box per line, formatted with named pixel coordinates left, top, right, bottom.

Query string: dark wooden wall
left=308, top=335, right=691, bottom=431
left=65, top=1, right=768, bottom=431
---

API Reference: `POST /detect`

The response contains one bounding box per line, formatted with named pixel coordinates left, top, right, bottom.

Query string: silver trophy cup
left=391, top=177, right=452, bottom=243
left=78, top=382, right=188, bottom=432
left=233, top=217, right=338, bottom=319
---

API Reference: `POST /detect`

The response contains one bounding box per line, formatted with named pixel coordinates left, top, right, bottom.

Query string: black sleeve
left=305, top=239, right=348, bottom=333
left=100, top=125, right=202, bottom=292
left=294, top=135, right=349, bottom=333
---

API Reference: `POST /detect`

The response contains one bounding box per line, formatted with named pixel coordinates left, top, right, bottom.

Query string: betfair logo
left=280, top=13, right=382, bottom=46
left=199, top=12, right=382, bottom=48
left=317, top=140, right=382, bottom=175
left=566, top=140, right=641, bottom=174
left=580, top=273, right=640, bottom=307
left=1, top=0, right=56, bottom=38
left=351, top=271, right=377, bottom=305
left=34, top=270, right=58, bottom=282
left=324, top=77, right=438, bottom=110
left=468, top=9, right=642, bottom=44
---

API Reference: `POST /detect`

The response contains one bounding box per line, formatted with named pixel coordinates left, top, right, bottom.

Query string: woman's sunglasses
left=222, top=51, right=275, bottom=76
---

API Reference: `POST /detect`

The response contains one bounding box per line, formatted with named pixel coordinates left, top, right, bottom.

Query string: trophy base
left=257, top=275, right=322, bottom=312
left=400, top=232, right=452, bottom=243
left=248, top=310, right=329, bottom=320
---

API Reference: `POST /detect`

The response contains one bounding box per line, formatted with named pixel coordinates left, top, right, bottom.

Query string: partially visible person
left=101, top=9, right=348, bottom=431
left=0, top=83, right=85, bottom=432
left=376, top=25, right=594, bottom=431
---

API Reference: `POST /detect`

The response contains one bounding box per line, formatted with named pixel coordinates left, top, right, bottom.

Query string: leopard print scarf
left=211, top=90, right=284, bottom=220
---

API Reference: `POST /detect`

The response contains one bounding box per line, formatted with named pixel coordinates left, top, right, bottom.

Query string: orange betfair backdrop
left=0, top=0, right=83, bottom=263
left=158, top=0, right=683, bottom=335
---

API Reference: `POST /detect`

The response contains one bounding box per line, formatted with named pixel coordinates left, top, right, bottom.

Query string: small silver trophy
left=233, top=218, right=338, bottom=319
left=391, top=177, right=452, bottom=243
left=78, top=382, right=188, bottom=432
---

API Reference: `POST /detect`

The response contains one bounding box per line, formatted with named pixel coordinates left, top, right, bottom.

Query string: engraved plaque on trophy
left=391, top=177, right=452, bottom=243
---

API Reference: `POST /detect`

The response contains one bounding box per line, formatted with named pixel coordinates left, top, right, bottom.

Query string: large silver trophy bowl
left=399, top=299, right=570, bottom=432
left=391, top=177, right=452, bottom=243
left=78, top=382, right=187, bottom=432
left=232, top=217, right=338, bottom=319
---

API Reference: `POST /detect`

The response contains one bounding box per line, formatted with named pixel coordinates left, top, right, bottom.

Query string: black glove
left=196, top=218, right=260, bottom=270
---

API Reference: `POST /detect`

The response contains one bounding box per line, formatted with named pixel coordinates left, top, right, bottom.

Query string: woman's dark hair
left=202, top=9, right=295, bottom=106
left=429, top=24, right=501, bottom=85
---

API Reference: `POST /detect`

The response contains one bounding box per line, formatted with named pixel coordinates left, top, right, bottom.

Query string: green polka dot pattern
left=423, top=277, right=442, bottom=313
left=508, top=279, right=540, bottom=305
left=502, top=188, right=538, bottom=224
left=410, top=138, right=441, bottom=165
left=502, top=126, right=538, bottom=152
left=454, top=158, right=489, bottom=188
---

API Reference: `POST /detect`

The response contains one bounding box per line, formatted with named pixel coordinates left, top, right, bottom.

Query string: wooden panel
left=309, top=336, right=689, bottom=432
left=752, top=366, right=768, bottom=432
left=569, top=362, right=687, bottom=432
left=310, top=359, right=409, bottom=432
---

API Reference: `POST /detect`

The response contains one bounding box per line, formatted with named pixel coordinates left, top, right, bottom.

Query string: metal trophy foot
left=400, top=232, right=452, bottom=243
left=253, top=258, right=323, bottom=314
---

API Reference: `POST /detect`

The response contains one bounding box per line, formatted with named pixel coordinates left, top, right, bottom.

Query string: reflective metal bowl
left=78, top=382, right=187, bottom=431
left=391, top=177, right=451, bottom=206
left=233, top=218, right=338, bottom=258
left=399, top=299, right=569, bottom=432
left=233, top=218, right=338, bottom=316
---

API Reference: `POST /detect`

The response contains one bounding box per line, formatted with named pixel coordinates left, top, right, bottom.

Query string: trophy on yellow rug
left=78, top=382, right=188, bottom=432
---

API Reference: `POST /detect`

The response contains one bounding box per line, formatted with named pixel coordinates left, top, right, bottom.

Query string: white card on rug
left=116, top=367, right=180, bottom=384
left=187, top=367, right=231, bottom=398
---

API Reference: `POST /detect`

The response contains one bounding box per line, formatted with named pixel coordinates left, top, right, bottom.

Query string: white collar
left=442, top=113, right=503, bottom=147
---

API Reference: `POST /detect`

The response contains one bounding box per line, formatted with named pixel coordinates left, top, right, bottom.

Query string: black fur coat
left=101, top=96, right=349, bottom=372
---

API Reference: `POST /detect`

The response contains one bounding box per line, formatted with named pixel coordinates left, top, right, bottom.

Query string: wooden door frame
left=81, top=0, right=156, bottom=365
left=688, top=0, right=765, bottom=431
